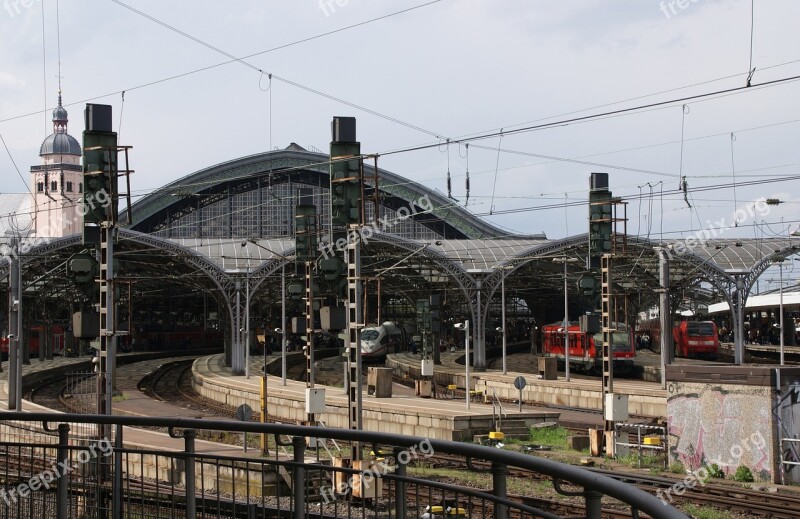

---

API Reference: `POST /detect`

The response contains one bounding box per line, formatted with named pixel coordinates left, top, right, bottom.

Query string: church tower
left=31, top=92, right=82, bottom=237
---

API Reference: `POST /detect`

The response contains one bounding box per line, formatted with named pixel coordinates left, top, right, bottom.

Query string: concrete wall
left=193, top=355, right=557, bottom=441
left=386, top=356, right=666, bottom=418
left=666, top=366, right=800, bottom=484
left=667, top=382, right=775, bottom=480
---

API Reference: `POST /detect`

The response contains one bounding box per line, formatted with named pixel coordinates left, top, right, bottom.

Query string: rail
left=0, top=411, right=688, bottom=519
left=491, top=387, right=506, bottom=433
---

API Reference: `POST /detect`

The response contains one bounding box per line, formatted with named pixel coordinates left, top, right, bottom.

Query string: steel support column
left=657, top=249, right=673, bottom=390
left=734, top=276, right=745, bottom=365
left=346, top=228, right=364, bottom=459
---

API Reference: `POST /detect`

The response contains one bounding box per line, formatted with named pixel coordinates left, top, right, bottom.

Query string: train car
left=541, top=321, right=635, bottom=374
left=637, top=319, right=718, bottom=359
left=1, top=324, right=66, bottom=358
left=360, top=322, right=409, bottom=361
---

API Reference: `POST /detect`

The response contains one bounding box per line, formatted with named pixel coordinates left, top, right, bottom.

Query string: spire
left=52, top=89, right=68, bottom=134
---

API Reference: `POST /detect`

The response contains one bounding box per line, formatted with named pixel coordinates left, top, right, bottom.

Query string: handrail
left=491, top=387, right=506, bottom=432
left=0, top=411, right=688, bottom=519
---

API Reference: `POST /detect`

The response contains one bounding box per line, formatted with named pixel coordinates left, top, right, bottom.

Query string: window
left=50, top=181, right=58, bottom=191
left=37, top=182, right=44, bottom=193
left=79, top=182, right=83, bottom=193
left=66, top=181, right=73, bottom=193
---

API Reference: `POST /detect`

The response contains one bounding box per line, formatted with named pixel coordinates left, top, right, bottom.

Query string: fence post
left=491, top=462, right=508, bottom=519
left=585, top=490, right=603, bottom=519
left=57, top=423, right=70, bottom=519
left=184, top=429, right=197, bottom=519
left=394, top=448, right=407, bottom=519
left=113, top=424, right=123, bottom=518
left=292, top=436, right=306, bottom=519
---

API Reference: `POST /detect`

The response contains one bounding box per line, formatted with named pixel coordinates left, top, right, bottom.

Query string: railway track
left=424, top=452, right=800, bottom=517
left=28, top=357, right=800, bottom=517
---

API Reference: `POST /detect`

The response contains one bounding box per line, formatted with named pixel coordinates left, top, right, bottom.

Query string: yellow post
left=261, top=376, right=268, bottom=454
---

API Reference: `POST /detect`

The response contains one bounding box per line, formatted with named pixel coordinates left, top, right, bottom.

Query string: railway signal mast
left=81, top=104, right=132, bottom=421
left=329, top=117, right=365, bottom=459
left=588, top=173, right=628, bottom=449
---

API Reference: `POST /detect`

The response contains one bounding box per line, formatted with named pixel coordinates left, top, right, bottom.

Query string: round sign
left=513, top=376, right=527, bottom=390
left=235, top=403, right=253, bottom=421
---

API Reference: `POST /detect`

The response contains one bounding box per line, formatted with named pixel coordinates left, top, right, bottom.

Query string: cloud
left=0, top=72, right=25, bottom=89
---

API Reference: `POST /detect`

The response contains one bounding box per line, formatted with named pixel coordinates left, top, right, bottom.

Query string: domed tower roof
left=40, top=92, right=81, bottom=157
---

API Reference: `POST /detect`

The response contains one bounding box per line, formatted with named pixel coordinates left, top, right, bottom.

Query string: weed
left=528, top=426, right=569, bottom=449
left=733, top=465, right=754, bottom=482
left=669, top=461, right=686, bottom=475
left=707, top=464, right=725, bottom=479
left=682, top=503, right=736, bottom=519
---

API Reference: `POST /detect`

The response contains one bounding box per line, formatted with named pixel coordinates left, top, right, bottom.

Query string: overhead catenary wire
left=489, top=131, right=503, bottom=215
left=40, top=0, right=47, bottom=136
left=730, top=132, right=740, bottom=224
left=108, top=0, right=445, bottom=140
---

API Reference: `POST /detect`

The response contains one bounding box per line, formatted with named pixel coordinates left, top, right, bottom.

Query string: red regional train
left=637, top=319, right=719, bottom=359
left=1, top=325, right=66, bottom=358
left=541, top=321, right=636, bottom=374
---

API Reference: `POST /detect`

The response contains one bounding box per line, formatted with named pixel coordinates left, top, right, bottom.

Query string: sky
left=1, top=0, right=799, bottom=287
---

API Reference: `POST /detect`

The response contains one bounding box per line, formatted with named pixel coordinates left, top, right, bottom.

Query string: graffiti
left=667, top=384, right=772, bottom=479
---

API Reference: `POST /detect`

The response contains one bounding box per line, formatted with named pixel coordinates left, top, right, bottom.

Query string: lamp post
left=501, top=274, right=507, bottom=375
left=242, top=239, right=292, bottom=385
left=455, top=320, right=470, bottom=410
left=775, top=258, right=785, bottom=365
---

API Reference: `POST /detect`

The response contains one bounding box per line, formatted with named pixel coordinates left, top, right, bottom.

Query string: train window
left=360, top=330, right=379, bottom=341
left=687, top=322, right=714, bottom=336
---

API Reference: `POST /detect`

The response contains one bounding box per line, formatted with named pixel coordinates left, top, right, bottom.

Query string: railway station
left=0, top=100, right=798, bottom=518
left=2, top=2, right=800, bottom=518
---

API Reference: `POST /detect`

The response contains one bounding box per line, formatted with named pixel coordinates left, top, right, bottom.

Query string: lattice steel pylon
left=304, top=261, right=315, bottom=424
left=346, top=227, right=364, bottom=460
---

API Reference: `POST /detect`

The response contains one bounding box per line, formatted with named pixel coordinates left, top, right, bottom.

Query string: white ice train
left=359, top=322, right=411, bottom=361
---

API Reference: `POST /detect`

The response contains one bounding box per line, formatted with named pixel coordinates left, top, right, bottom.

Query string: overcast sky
left=1, top=0, right=799, bottom=280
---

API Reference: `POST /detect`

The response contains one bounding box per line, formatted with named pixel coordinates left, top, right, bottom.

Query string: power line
left=375, top=73, right=800, bottom=158
left=109, top=0, right=445, bottom=138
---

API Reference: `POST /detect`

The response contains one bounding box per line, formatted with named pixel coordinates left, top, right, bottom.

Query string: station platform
left=193, top=353, right=560, bottom=441
left=387, top=352, right=668, bottom=418
left=0, top=353, right=264, bottom=459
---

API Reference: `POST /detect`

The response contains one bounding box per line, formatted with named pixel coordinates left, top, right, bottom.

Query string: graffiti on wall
left=667, top=383, right=772, bottom=480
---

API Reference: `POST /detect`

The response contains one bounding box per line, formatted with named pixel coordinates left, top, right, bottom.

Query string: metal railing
left=614, top=423, right=668, bottom=469
left=491, top=387, right=506, bottom=433
left=781, top=438, right=800, bottom=468
left=0, top=411, right=688, bottom=519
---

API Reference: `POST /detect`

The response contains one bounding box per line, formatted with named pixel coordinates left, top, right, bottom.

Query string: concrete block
left=567, top=435, right=590, bottom=451
left=589, top=429, right=604, bottom=457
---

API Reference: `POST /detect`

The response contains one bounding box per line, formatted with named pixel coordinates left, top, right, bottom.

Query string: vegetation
left=682, top=503, right=736, bottom=519
left=527, top=425, right=569, bottom=449
left=669, top=461, right=686, bottom=475
left=707, top=464, right=725, bottom=479
left=733, top=465, right=754, bottom=482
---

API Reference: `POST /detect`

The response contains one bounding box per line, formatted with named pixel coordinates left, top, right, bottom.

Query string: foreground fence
left=0, top=412, right=687, bottom=519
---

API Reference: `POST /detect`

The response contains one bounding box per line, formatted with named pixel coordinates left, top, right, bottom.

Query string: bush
left=669, top=461, right=686, bottom=474
left=733, top=465, right=754, bottom=482
left=707, top=464, right=725, bottom=479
